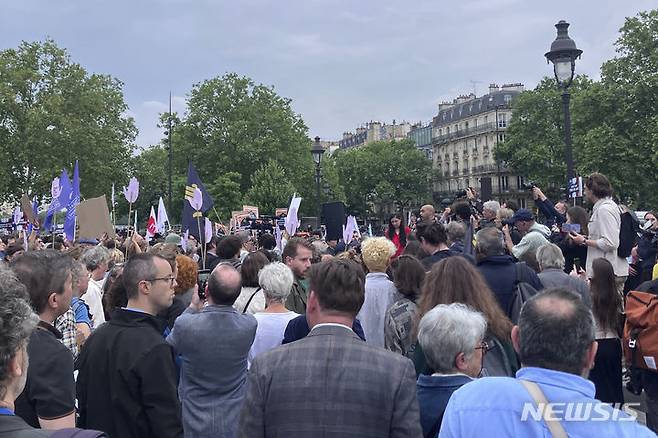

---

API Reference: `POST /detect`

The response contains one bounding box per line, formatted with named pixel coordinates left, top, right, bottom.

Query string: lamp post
left=310, top=136, right=325, bottom=229
left=545, top=20, right=582, bottom=186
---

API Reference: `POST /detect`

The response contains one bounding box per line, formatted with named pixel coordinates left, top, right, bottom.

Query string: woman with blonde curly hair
left=356, top=237, right=398, bottom=348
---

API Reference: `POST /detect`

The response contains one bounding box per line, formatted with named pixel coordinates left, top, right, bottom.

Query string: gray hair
left=417, top=303, right=487, bottom=373
left=71, top=259, right=88, bottom=285
left=518, top=288, right=595, bottom=375
left=258, top=262, right=294, bottom=303
left=0, top=266, right=39, bottom=397
left=475, top=227, right=505, bottom=257
left=497, top=207, right=514, bottom=221
left=536, top=243, right=565, bottom=271
left=482, top=200, right=501, bottom=214
left=446, top=221, right=466, bottom=244
left=81, top=246, right=111, bottom=271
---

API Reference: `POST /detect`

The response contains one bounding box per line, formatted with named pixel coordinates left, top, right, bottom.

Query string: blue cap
left=511, top=208, right=534, bottom=222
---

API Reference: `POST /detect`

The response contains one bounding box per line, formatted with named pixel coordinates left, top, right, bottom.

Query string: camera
left=454, top=189, right=468, bottom=199
left=197, top=269, right=211, bottom=300
left=521, top=181, right=537, bottom=190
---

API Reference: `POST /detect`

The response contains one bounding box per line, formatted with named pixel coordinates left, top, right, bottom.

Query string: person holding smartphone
left=556, top=206, right=589, bottom=274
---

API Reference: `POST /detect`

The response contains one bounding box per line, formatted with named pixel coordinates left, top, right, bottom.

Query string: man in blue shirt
left=440, top=287, right=654, bottom=437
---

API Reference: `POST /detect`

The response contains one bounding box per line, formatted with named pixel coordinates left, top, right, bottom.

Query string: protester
left=100, top=263, right=124, bottom=320
left=248, top=262, right=298, bottom=365
left=634, top=211, right=658, bottom=282
left=11, top=251, right=76, bottom=430
left=502, top=208, right=550, bottom=260
left=0, top=265, right=107, bottom=437
left=150, top=244, right=184, bottom=330
left=233, top=251, right=269, bottom=314
left=587, top=258, right=624, bottom=404
left=569, top=173, right=629, bottom=297
left=80, top=246, right=111, bottom=329
left=385, top=213, right=411, bottom=259
left=495, top=207, right=521, bottom=244
left=446, top=221, right=466, bottom=253
left=439, top=288, right=652, bottom=437
left=536, top=243, right=591, bottom=308
left=282, top=238, right=314, bottom=314
left=76, top=253, right=184, bottom=438
left=168, top=263, right=256, bottom=438
left=173, top=254, right=198, bottom=308
left=475, top=227, right=542, bottom=318
left=357, top=236, right=398, bottom=348
left=419, top=204, right=437, bottom=225
left=240, top=259, right=422, bottom=437
left=532, top=185, right=567, bottom=227
left=417, top=303, right=488, bottom=438
left=385, top=255, right=425, bottom=359
left=479, top=200, right=500, bottom=229
left=211, top=235, right=242, bottom=271
left=417, top=222, right=461, bottom=270
left=556, top=205, right=590, bottom=273
left=414, top=256, right=517, bottom=378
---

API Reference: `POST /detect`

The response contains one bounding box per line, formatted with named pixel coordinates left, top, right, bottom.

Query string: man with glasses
left=75, top=253, right=183, bottom=438
left=416, top=303, right=489, bottom=437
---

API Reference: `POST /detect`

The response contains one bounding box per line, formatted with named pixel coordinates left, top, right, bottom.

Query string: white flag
left=157, top=197, right=169, bottom=233
left=284, top=196, right=302, bottom=236
left=204, top=217, right=213, bottom=244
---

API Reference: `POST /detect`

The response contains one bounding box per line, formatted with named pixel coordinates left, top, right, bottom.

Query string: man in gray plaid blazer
left=239, top=258, right=422, bottom=437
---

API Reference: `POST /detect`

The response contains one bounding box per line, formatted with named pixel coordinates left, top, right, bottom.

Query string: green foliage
left=0, top=39, right=137, bottom=203
left=498, top=9, right=658, bottom=208
left=334, top=140, right=431, bottom=218
left=243, top=160, right=296, bottom=215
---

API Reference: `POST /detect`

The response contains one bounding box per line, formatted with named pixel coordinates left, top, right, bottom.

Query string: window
left=498, top=113, right=507, bottom=128
left=517, top=176, right=525, bottom=189
left=498, top=133, right=506, bottom=142
left=447, top=127, right=450, bottom=134
left=465, top=121, right=469, bottom=130
left=484, top=115, right=488, bottom=124
left=501, top=176, right=509, bottom=191
left=518, top=198, right=526, bottom=208
left=504, top=94, right=512, bottom=105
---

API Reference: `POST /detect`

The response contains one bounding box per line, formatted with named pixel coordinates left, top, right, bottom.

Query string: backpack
left=623, top=290, right=658, bottom=372
left=618, top=208, right=639, bottom=258
left=509, top=262, right=539, bottom=324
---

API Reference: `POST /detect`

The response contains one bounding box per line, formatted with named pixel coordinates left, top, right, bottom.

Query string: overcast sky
left=1, top=1, right=655, bottom=149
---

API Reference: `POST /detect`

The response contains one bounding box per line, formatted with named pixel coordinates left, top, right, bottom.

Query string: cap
left=511, top=208, right=534, bottom=222
left=165, top=233, right=182, bottom=246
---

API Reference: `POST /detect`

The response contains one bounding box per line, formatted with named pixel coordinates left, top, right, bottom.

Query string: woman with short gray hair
left=80, top=246, right=111, bottom=329
left=416, top=303, right=487, bottom=437
left=247, top=263, right=299, bottom=366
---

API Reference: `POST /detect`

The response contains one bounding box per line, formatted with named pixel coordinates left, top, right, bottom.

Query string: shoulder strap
left=519, top=380, right=568, bottom=438
left=243, top=287, right=262, bottom=314
left=514, top=261, right=526, bottom=285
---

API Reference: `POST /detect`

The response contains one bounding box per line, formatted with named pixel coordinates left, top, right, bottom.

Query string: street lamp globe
left=311, top=136, right=324, bottom=165
left=545, top=20, right=582, bottom=89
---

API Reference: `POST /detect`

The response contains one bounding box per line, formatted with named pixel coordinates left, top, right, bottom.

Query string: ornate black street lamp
left=545, top=20, right=582, bottom=184
left=310, top=136, right=325, bottom=228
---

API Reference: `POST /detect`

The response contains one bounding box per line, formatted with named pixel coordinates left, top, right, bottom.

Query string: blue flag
left=182, top=162, right=214, bottom=240
left=27, top=197, right=39, bottom=235
left=64, top=161, right=80, bottom=241
left=43, top=169, right=73, bottom=232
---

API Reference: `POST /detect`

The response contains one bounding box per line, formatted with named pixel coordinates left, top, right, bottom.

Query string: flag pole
left=196, top=215, right=206, bottom=270
left=53, top=213, right=56, bottom=245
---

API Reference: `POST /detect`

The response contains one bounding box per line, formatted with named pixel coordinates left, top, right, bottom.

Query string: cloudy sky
left=1, top=0, right=655, bottom=149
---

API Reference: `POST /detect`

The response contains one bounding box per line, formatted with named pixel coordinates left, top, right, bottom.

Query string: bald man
left=419, top=204, right=436, bottom=225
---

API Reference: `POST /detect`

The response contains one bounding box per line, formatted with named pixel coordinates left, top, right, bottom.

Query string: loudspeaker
left=480, top=177, right=493, bottom=202
left=322, top=202, right=346, bottom=241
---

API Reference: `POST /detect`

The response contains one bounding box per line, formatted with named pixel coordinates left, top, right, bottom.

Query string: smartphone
left=573, top=257, right=582, bottom=272
left=197, top=269, right=211, bottom=300
left=561, top=223, right=581, bottom=234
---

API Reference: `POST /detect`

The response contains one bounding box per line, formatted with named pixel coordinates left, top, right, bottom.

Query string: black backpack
left=618, top=208, right=640, bottom=258
left=509, top=262, right=539, bottom=324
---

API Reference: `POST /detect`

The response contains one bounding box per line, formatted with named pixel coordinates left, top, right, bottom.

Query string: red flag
left=146, top=206, right=157, bottom=240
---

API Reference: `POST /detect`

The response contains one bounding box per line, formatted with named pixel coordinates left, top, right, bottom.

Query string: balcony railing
left=433, top=122, right=503, bottom=144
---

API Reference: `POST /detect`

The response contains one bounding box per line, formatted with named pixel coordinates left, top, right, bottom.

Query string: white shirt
left=248, top=311, right=299, bottom=367
left=80, top=277, right=106, bottom=329
left=356, top=272, right=398, bottom=348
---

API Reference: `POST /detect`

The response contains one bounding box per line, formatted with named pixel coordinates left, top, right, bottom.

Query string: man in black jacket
left=75, top=253, right=183, bottom=438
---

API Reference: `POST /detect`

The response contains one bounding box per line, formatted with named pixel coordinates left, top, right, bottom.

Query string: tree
left=334, top=140, right=432, bottom=219
left=0, top=39, right=137, bottom=203
left=170, top=73, right=317, bottom=215
left=243, top=160, right=296, bottom=215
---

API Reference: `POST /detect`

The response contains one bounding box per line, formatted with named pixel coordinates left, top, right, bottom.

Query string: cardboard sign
left=76, top=195, right=116, bottom=240
left=20, top=195, right=38, bottom=225
left=275, top=208, right=288, bottom=217
left=242, top=205, right=259, bottom=218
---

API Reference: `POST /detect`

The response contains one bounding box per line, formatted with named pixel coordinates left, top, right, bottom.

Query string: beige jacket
left=586, top=197, right=629, bottom=277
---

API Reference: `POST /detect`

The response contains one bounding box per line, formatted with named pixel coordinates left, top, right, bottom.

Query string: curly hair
left=0, top=265, right=38, bottom=399
left=360, top=237, right=396, bottom=273
left=175, top=255, right=198, bottom=294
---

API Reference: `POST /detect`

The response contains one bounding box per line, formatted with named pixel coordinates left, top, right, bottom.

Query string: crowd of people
left=1, top=172, right=657, bottom=437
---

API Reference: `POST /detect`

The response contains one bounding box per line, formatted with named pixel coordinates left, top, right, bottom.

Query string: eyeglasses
left=475, top=341, right=492, bottom=354
left=144, top=276, right=176, bottom=286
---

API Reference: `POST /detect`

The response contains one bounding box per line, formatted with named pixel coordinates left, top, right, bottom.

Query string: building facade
left=432, top=83, right=531, bottom=207
left=338, top=120, right=412, bottom=149
left=407, top=122, right=433, bottom=160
